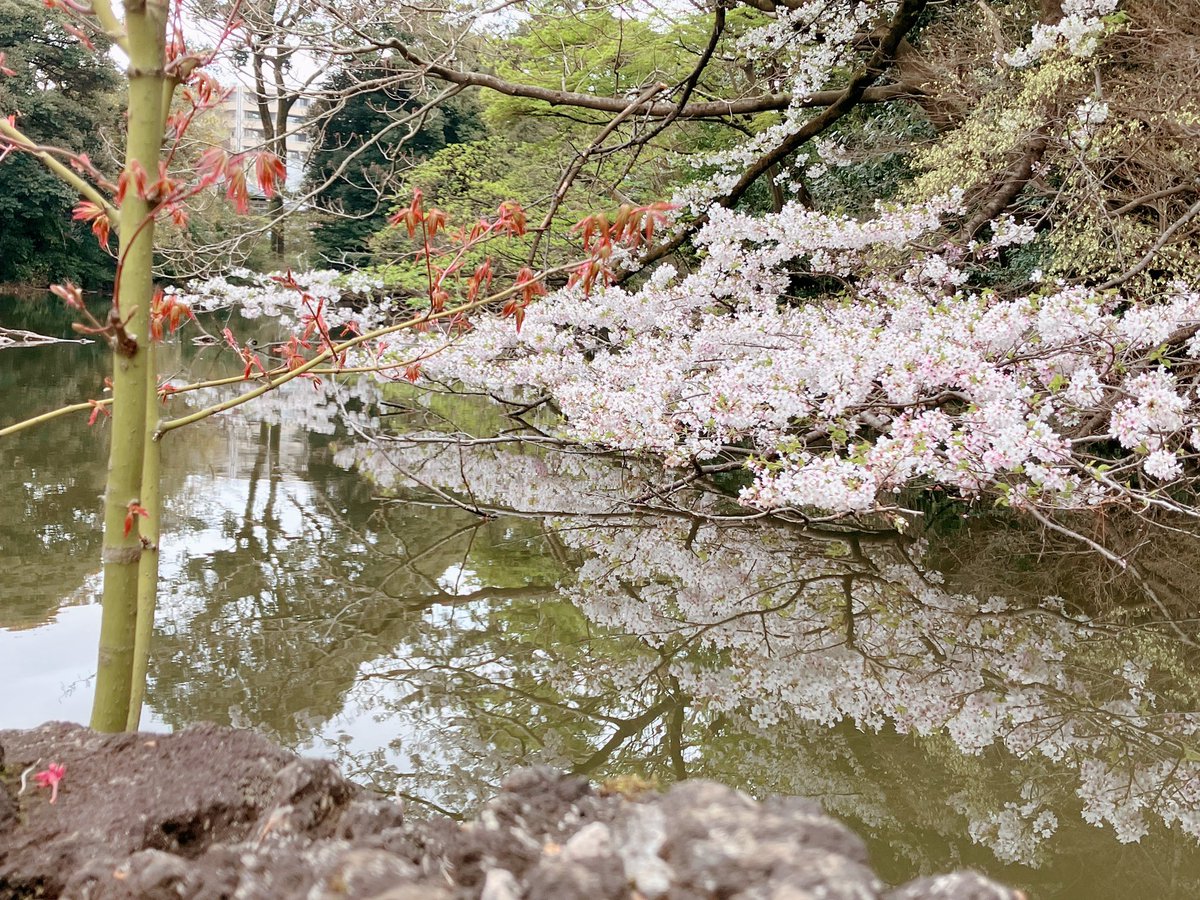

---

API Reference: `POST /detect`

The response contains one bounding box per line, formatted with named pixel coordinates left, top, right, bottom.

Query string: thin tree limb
left=364, top=39, right=912, bottom=120
left=527, top=81, right=668, bottom=264
left=0, top=119, right=119, bottom=223
left=1098, top=197, right=1200, bottom=290
left=89, top=0, right=129, bottom=52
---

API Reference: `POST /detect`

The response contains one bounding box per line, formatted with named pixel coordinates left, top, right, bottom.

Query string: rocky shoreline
left=0, top=722, right=1021, bottom=899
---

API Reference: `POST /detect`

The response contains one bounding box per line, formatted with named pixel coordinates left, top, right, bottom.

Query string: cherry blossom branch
left=631, top=0, right=929, bottom=271
left=155, top=265, right=575, bottom=438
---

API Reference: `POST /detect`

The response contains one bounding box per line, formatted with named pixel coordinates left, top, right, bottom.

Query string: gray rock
left=560, top=821, right=614, bottom=861
left=0, top=724, right=1024, bottom=900
left=480, top=867, right=523, bottom=900
left=612, top=802, right=673, bottom=899
left=309, top=847, right=419, bottom=899
left=886, top=871, right=1024, bottom=900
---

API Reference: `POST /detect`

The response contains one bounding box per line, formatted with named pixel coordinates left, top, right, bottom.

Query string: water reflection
left=2, top=296, right=109, bottom=630
left=4, top=293, right=1200, bottom=897
left=337, top=421, right=1200, bottom=896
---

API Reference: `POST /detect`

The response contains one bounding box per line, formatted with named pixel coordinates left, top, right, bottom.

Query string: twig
left=1022, top=503, right=1198, bottom=648
left=1098, top=197, right=1200, bottom=290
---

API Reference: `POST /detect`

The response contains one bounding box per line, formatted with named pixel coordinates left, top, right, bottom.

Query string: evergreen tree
left=0, top=0, right=122, bottom=286
left=304, top=64, right=482, bottom=264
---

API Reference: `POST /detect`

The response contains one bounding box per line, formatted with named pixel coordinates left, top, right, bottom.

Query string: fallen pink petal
left=33, top=763, right=65, bottom=804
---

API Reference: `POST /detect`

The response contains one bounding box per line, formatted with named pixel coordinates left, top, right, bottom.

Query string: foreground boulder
left=0, top=722, right=1022, bottom=899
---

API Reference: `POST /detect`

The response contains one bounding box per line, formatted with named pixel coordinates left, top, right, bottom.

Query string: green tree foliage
left=366, top=138, right=570, bottom=289
left=304, top=64, right=483, bottom=264
left=364, top=5, right=781, bottom=281
left=0, top=0, right=121, bottom=286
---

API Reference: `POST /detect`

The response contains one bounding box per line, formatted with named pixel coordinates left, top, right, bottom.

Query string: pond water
left=3, top=292, right=1200, bottom=897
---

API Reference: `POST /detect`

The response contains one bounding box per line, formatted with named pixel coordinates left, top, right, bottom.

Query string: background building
left=216, top=83, right=313, bottom=190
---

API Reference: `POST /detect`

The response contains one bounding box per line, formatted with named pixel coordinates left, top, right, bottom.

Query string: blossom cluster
left=369, top=195, right=1199, bottom=518
left=677, top=1, right=886, bottom=211
left=173, top=268, right=391, bottom=333
left=1003, top=0, right=1120, bottom=67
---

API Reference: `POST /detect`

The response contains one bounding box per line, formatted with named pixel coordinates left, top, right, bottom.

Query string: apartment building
left=216, top=83, right=314, bottom=189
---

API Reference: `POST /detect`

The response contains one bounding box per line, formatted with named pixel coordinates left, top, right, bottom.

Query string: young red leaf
left=498, top=200, right=527, bottom=237
left=225, top=167, right=250, bottom=214
left=116, top=161, right=149, bottom=205
left=514, top=266, right=547, bottom=305
left=196, top=147, right=228, bottom=188
left=124, top=501, right=149, bottom=537
left=86, top=399, right=111, bottom=426
left=72, top=202, right=111, bottom=250
left=254, top=151, right=286, bottom=198
left=426, top=207, right=447, bottom=238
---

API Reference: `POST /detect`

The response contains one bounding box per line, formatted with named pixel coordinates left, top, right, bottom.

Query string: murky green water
left=4, top=292, right=1200, bottom=897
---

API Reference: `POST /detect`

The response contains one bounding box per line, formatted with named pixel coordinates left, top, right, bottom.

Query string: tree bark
left=92, top=0, right=169, bottom=732
left=380, top=39, right=915, bottom=120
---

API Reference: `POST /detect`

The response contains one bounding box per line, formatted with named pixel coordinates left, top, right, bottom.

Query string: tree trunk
left=270, top=195, right=284, bottom=258
left=91, top=0, right=168, bottom=732
left=127, top=339, right=163, bottom=730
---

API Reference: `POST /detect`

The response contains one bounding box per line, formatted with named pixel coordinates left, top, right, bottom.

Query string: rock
left=309, top=847, right=419, bottom=899
left=886, top=871, right=1026, bottom=900
left=480, top=868, right=522, bottom=900
left=0, top=723, right=1021, bottom=900
left=0, top=721, right=308, bottom=897
left=638, top=782, right=883, bottom=900
left=651, top=780, right=879, bottom=899
left=335, top=798, right=408, bottom=841
left=0, top=736, right=13, bottom=830
left=255, top=758, right=355, bottom=842
left=611, top=803, right=672, bottom=899
left=363, top=886, right=451, bottom=900
left=524, top=822, right=627, bottom=900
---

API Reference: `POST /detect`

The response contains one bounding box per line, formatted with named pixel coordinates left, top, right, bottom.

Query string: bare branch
left=1098, top=196, right=1200, bottom=290
left=527, top=81, right=668, bottom=264
left=961, top=129, right=1049, bottom=238
left=364, top=38, right=913, bottom=120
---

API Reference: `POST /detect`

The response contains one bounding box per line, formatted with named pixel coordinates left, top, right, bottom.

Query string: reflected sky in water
left=3, top=293, right=1200, bottom=897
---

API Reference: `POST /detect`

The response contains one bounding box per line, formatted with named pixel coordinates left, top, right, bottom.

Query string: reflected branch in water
left=330, top=417, right=1200, bottom=877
